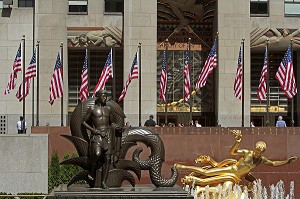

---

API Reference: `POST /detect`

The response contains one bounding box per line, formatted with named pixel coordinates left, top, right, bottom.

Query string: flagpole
left=22, top=36, right=26, bottom=131
left=36, top=41, right=40, bottom=126
left=188, top=38, right=192, bottom=122
left=164, top=39, right=168, bottom=125
left=266, top=39, right=270, bottom=127
left=112, top=46, right=116, bottom=101
left=241, top=38, right=245, bottom=127
left=60, top=42, right=63, bottom=126
left=87, top=48, right=90, bottom=97
left=290, top=39, right=294, bottom=127
left=215, top=32, right=219, bottom=126
left=138, top=43, right=142, bottom=127
left=32, top=0, right=35, bottom=126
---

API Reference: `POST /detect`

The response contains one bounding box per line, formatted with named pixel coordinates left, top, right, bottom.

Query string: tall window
left=104, top=0, right=123, bottom=13
left=285, top=0, right=300, bottom=16
left=18, top=0, right=33, bottom=7
left=68, top=0, right=88, bottom=14
left=67, top=48, right=124, bottom=111
left=250, top=51, right=297, bottom=126
left=250, top=0, right=269, bottom=16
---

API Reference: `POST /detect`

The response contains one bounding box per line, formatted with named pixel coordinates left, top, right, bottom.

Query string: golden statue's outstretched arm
left=262, top=156, right=297, bottom=166
left=229, top=130, right=246, bottom=156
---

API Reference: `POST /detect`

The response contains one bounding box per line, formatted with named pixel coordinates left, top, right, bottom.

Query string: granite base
left=48, top=184, right=193, bottom=199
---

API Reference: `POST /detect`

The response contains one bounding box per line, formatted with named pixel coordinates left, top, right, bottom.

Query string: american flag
left=79, top=49, right=89, bottom=101
left=159, top=50, right=168, bottom=104
left=275, top=45, right=297, bottom=99
left=4, top=44, right=22, bottom=95
left=118, top=52, right=139, bottom=102
left=195, top=38, right=217, bottom=90
left=93, top=48, right=113, bottom=96
left=184, top=49, right=190, bottom=101
left=16, top=50, right=37, bottom=101
left=234, top=46, right=243, bottom=100
left=49, top=52, right=63, bottom=105
left=257, top=46, right=268, bottom=101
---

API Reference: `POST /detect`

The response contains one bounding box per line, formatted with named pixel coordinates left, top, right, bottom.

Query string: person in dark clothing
left=17, top=116, right=27, bottom=134
left=144, top=115, right=156, bottom=127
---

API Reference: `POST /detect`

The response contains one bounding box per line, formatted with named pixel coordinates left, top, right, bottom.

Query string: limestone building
left=0, top=0, right=300, bottom=133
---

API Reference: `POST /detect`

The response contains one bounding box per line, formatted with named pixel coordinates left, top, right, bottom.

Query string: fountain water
left=183, top=180, right=294, bottom=199
left=290, top=181, right=294, bottom=199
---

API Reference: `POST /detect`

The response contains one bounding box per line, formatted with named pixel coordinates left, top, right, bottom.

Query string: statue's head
left=95, top=90, right=108, bottom=104
left=253, top=141, right=267, bottom=157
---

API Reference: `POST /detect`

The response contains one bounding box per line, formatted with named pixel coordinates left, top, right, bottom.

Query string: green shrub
left=59, top=152, right=83, bottom=184
left=48, top=151, right=60, bottom=193
left=48, top=151, right=83, bottom=193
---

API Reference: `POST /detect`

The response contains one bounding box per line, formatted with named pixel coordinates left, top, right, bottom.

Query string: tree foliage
left=48, top=151, right=83, bottom=193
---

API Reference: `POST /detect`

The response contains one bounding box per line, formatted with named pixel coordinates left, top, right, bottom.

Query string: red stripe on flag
left=93, top=49, right=113, bottom=96
left=234, top=46, right=243, bottom=100
left=49, top=52, right=63, bottom=105
left=195, top=39, right=217, bottom=90
left=118, top=52, right=139, bottom=102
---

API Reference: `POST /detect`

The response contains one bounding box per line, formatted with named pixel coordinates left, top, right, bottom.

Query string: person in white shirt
left=195, top=120, right=202, bottom=127
left=17, top=116, right=27, bottom=134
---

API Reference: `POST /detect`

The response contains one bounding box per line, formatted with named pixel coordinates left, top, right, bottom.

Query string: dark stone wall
left=32, top=126, right=300, bottom=196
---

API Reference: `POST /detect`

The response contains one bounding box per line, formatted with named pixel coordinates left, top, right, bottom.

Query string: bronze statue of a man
left=82, top=90, right=115, bottom=189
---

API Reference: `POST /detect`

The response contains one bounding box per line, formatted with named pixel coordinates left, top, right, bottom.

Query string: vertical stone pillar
left=35, top=0, right=68, bottom=126
left=217, top=0, right=251, bottom=127
left=123, top=1, right=157, bottom=126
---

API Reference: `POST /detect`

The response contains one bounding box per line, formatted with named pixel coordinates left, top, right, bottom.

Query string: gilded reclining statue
left=175, top=130, right=297, bottom=194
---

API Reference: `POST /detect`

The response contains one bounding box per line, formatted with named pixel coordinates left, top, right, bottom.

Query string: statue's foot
left=195, top=155, right=211, bottom=163
left=101, top=182, right=109, bottom=189
left=181, top=176, right=196, bottom=184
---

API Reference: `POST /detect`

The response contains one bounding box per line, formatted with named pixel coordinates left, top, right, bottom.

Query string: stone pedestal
left=48, top=184, right=193, bottom=199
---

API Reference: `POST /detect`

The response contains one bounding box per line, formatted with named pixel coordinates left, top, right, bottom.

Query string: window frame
left=284, top=0, right=300, bottom=17
left=68, top=0, right=88, bottom=15
left=18, top=0, right=34, bottom=8
left=250, top=0, right=269, bottom=17
left=104, top=0, right=123, bottom=14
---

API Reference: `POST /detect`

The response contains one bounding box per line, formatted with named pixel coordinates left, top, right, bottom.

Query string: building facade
left=0, top=0, right=300, bottom=133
